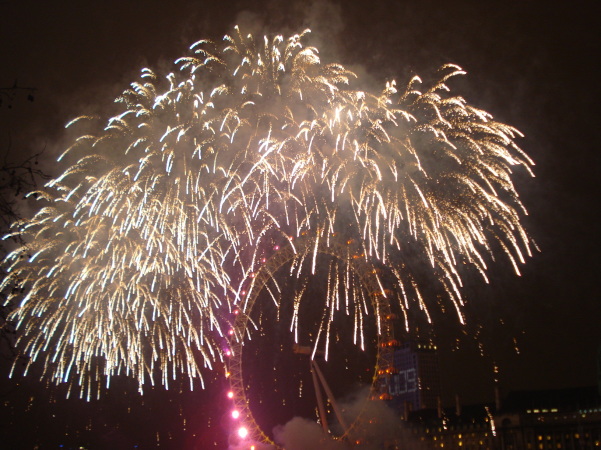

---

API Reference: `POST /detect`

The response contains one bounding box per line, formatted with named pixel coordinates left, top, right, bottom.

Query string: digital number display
left=389, top=368, right=417, bottom=395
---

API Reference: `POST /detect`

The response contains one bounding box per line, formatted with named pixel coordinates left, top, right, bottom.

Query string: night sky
left=1, top=0, right=599, bottom=448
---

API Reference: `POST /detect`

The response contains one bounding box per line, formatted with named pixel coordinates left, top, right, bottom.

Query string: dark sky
left=1, top=0, right=599, bottom=447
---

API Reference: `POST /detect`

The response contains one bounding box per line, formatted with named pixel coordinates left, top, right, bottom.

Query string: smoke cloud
left=273, top=417, right=346, bottom=450
left=272, top=386, right=428, bottom=449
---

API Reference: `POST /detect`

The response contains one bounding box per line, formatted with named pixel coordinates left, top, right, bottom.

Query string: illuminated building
left=404, top=386, right=601, bottom=449
left=383, top=340, right=442, bottom=413
left=494, top=387, right=601, bottom=449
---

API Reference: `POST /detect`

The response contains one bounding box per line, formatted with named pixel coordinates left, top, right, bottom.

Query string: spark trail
left=1, top=27, right=534, bottom=397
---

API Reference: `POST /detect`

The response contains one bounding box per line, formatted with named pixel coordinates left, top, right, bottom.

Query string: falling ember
left=1, top=26, right=534, bottom=396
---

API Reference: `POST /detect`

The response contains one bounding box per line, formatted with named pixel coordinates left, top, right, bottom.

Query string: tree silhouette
left=0, top=83, right=49, bottom=360
left=0, top=81, right=35, bottom=109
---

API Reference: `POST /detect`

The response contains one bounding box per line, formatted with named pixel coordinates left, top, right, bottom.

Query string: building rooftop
left=500, top=386, right=601, bottom=414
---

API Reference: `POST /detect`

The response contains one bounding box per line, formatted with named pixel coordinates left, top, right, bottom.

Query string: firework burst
left=1, top=26, right=533, bottom=397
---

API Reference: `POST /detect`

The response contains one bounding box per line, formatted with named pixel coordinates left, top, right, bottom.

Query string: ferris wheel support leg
left=312, top=359, right=349, bottom=433
left=311, top=360, right=330, bottom=433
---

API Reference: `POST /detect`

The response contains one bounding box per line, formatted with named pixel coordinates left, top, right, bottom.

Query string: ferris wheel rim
left=226, top=232, right=395, bottom=446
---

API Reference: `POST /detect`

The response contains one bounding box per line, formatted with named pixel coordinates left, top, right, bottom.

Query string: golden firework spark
left=1, top=26, right=534, bottom=397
